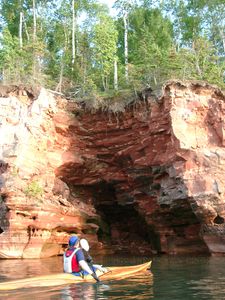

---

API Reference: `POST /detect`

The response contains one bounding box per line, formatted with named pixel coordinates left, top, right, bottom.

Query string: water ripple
left=1, top=255, right=225, bottom=299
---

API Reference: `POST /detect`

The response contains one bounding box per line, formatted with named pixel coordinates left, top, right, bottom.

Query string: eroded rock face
left=0, top=81, right=225, bottom=258
left=0, top=86, right=98, bottom=258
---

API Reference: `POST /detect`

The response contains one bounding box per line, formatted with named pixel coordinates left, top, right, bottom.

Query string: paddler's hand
left=86, top=255, right=93, bottom=264
left=91, top=272, right=100, bottom=282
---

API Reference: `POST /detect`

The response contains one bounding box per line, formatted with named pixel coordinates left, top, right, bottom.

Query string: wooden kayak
left=0, top=260, right=151, bottom=290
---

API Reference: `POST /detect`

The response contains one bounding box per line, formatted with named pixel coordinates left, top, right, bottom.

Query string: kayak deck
left=0, top=260, right=151, bottom=290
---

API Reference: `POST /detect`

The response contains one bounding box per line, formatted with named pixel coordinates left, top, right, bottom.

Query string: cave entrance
left=90, top=181, right=159, bottom=255
left=96, top=203, right=158, bottom=255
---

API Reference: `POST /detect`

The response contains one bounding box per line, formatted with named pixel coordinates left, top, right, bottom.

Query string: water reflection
left=152, top=255, right=225, bottom=300
left=60, top=283, right=97, bottom=300
left=1, top=255, right=225, bottom=299
left=187, top=256, right=225, bottom=300
left=99, top=273, right=153, bottom=300
left=0, top=256, right=62, bottom=280
left=59, top=272, right=153, bottom=300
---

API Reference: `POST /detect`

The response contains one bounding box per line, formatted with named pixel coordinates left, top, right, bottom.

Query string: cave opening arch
left=83, top=180, right=160, bottom=255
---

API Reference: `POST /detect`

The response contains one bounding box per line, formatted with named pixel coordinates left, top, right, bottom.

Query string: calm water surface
left=0, top=255, right=225, bottom=299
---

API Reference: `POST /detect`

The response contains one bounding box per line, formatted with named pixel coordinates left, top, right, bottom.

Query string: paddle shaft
left=86, top=252, right=96, bottom=274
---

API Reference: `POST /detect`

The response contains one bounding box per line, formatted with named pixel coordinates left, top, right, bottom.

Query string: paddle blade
left=80, top=238, right=90, bottom=251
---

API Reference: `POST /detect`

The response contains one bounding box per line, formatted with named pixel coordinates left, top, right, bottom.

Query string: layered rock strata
left=0, top=87, right=98, bottom=258
left=0, top=81, right=225, bottom=258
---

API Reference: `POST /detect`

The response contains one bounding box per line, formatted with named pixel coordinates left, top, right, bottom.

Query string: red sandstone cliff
left=0, top=81, right=225, bottom=258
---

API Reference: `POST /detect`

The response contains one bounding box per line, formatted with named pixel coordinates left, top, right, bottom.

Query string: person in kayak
left=63, top=235, right=100, bottom=282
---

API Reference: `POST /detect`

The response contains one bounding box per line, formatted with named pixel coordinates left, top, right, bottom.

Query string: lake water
left=0, top=255, right=225, bottom=299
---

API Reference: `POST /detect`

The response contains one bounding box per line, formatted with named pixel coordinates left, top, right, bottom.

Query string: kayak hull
left=0, top=261, right=151, bottom=290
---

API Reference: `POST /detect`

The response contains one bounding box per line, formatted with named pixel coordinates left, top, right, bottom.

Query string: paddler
left=63, top=235, right=100, bottom=282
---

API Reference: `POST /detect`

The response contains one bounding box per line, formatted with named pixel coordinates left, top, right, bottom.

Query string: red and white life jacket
left=63, top=248, right=80, bottom=273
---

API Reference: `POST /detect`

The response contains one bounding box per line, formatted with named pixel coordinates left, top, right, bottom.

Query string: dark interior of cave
left=213, top=215, right=224, bottom=224
left=88, top=181, right=160, bottom=255
left=96, top=203, right=160, bottom=255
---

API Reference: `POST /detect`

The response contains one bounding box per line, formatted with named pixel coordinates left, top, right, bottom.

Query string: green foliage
left=1, top=0, right=24, bottom=36
left=164, top=38, right=225, bottom=87
left=0, top=0, right=224, bottom=93
left=92, top=13, right=118, bottom=91
left=0, top=28, right=45, bottom=85
left=24, top=181, right=44, bottom=198
left=188, top=38, right=224, bottom=82
left=0, top=27, right=20, bottom=83
left=118, top=8, right=173, bottom=88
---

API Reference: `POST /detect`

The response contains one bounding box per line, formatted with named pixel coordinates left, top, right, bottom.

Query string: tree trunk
left=114, top=58, right=118, bottom=90
left=32, top=0, right=37, bottom=79
left=105, top=76, right=108, bottom=91
left=24, top=15, right=30, bottom=41
left=33, top=0, right=37, bottom=42
left=19, top=12, right=23, bottom=49
left=56, top=22, right=70, bottom=92
left=72, top=0, right=75, bottom=69
left=56, top=58, right=64, bottom=93
left=101, top=69, right=106, bottom=91
left=123, top=12, right=129, bottom=84
left=219, top=28, right=225, bottom=53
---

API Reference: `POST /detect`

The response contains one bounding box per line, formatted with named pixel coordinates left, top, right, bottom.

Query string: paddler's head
left=68, top=235, right=79, bottom=248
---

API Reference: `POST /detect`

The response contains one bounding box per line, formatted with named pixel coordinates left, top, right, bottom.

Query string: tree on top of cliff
left=0, top=0, right=224, bottom=94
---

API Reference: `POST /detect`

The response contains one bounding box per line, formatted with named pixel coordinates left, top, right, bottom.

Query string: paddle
left=80, top=238, right=111, bottom=287
left=80, top=238, right=90, bottom=252
left=80, top=238, right=100, bottom=282
left=80, top=238, right=93, bottom=267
